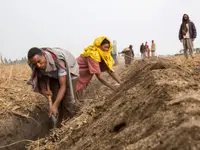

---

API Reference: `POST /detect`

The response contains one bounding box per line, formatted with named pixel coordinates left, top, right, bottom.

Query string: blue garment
left=111, top=53, right=117, bottom=63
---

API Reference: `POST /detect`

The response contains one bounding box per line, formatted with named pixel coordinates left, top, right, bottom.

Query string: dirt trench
left=0, top=60, right=125, bottom=150
left=0, top=104, right=52, bottom=150
left=0, top=64, right=53, bottom=150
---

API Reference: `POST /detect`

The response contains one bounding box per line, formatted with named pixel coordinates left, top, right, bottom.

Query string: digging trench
left=0, top=102, right=52, bottom=150
left=0, top=58, right=125, bottom=150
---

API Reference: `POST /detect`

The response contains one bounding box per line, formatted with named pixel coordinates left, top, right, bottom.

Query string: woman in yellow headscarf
left=76, top=36, right=121, bottom=91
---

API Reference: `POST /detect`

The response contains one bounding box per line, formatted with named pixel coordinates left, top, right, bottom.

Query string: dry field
left=1, top=55, right=200, bottom=150
left=0, top=64, right=51, bottom=150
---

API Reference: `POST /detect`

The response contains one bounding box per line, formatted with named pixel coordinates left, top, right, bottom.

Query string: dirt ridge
left=28, top=57, right=200, bottom=150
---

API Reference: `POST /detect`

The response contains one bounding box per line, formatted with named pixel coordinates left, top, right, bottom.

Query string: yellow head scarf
left=80, top=36, right=114, bottom=71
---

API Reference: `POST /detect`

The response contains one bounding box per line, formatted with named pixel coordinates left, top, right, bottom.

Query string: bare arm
left=107, top=70, right=121, bottom=84
left=96, top=73, right=115, bottom=91
left=53, top=75, right=67, bottom=107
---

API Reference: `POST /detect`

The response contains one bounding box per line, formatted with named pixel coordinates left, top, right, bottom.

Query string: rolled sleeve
left=58, top=67, right=67, bottom=76
left=58, top=60, right=67, bottom=77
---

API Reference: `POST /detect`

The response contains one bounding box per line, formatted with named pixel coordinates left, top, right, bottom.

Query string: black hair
left=28, top=47, right=43, bottom=60
left=129, top=45, right=133, bottom=50
left=101, top=38, right=110, bottom=46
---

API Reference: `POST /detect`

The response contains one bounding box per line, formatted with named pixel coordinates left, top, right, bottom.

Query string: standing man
left=140, top=43, right=146, bottom=60
left=179, top=14, right=197, bottom=59
left=151, top=40, right=156, bottom=57
left=111, top=40, right=118, bottom=65
left=145, top=42, right=150, bottom=58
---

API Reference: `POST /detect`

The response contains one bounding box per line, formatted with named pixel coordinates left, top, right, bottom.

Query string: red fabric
left=41, top=48, right=57, bottom=61
left=145, top=45, right=150, bottom=57
left=76, top=56, right=108, bottom=91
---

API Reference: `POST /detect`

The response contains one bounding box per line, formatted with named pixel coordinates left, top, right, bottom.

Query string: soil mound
left=26, top=57, right=200, bottom=150
left=0, top=64, right=51, bottom=150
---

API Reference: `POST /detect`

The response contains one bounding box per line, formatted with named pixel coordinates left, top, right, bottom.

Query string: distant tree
left=8, top=59, right=12, bottom=64
left=18, top=57, right=28, bottom=63
left=2, top=56, right=28, bottom=64
left=179, top=49, right=184, bottom=54
left=195, top=48, right=200, bottom=53
left=4, top=58, right=8, bottom=64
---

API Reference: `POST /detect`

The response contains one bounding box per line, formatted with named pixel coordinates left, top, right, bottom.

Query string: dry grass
left=0, top=64, right=51, bottom=150
left=0, top=64, right=47, bottom=117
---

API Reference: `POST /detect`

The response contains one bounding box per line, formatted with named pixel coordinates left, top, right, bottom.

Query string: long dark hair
left=182, top=14, right=190, bottom=23
left=181, top=14, right=190, bottom=35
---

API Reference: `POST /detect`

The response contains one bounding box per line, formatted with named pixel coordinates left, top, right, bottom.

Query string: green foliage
left=3, top=57, right=28, bottom=64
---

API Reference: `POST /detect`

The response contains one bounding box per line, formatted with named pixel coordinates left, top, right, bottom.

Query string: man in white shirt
left=151, top=40, right=156, bottom=57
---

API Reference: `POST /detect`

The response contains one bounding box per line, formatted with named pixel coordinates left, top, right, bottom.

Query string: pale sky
left=0, top=0, right=199, bottom=60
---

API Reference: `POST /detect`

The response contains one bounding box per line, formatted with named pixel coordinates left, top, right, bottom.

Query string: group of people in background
left=111, top=41, right=135, bottom=67
left=111, top=39, right=156, bottom=67
left=140, top=40, right=156, bottom=60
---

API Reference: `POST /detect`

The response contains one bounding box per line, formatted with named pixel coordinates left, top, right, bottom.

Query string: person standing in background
left=121, top=45, right=133, bottom=67
left=151, top=40, right=156, bottom=57
left=140, top=43, right=146, bottom=60
left=129, top=45, right=134, bottom=59
left=111, top=40, right=118, bottom=65
left=145, top=42, right=150, bottom=58
left=179, top=14, right=197, bottom=59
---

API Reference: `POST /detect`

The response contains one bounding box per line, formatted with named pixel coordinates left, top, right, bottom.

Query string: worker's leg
left=182, top=39, right=189, bottom=59
left=188, top=39, right=194, bottom=59
left=141, top=53, right=145, bottom=60
left=151, top=51, right=155, bottom=57
left=142, top=53, right=145, bottom=60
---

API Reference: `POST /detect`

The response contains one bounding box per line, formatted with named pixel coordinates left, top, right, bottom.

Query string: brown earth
left=0, top=64, right=52, bottom=150
left=27, top=55, right=200, bottom=150
left=1, top=55, right=200, bottom=150
left=0, top=58, right=125, bottom=150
